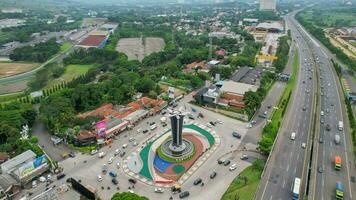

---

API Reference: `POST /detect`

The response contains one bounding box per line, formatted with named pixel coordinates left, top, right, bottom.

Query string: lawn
left=60, top=42, right=73, bottom=52
left=46, top=64, right=95, bottom=87
left=221, top=159, right=265, bottom=200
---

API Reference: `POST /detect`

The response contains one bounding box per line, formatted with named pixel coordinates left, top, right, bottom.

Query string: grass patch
left=68, top=144, right=96, bottom=153
left=259, top=51, right=299, bottom=154
left=46, top=64, right=95, bottom=87
left=60, top=42, right=73, bottom=52
left=0, top=92, right=25, bottom=103
left=221, top=159, right=265, bottom=200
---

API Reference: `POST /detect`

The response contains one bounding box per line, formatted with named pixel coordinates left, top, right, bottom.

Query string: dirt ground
left=116, top=37, right=165, bottom=61
left=0, top=79, right=28, bottom=94
left=0, top=62, right=38, bottom=78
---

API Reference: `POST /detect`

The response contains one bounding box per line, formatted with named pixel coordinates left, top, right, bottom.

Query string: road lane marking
left=269, top=195, right=273, bottom=200
left=283, top=180, right=286, bottom=189
left=294, top=167, right=296, bottom=175
left=287, top=164, right=290, bottom=172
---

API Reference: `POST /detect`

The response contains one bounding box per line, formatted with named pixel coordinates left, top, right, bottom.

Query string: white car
left=216, top=119, right=223, bottom=124
left=39, top=176, right=46, bottom=182
left=129, top=137, right=135, bottom=142
left=97, top=175, right=102, bottom=182
left=229, top=164, right=237, bottom=171
left=108, top=157, right=114, bottom=164
left=90, top=149, right=98, bottom=155
left=128, top=190, right=134, bottom=193
left=154, top=187, right=164, bottom=193
left=132, top=141, right=138, bottom=147
left=114, top=149, right=120, bottom=156
left=98, top=152, right=106, bottom=158
left=122, top=144, right=128, bottom=149
left=320, top=111, right=324, bottom=116
left=302, top=143, right=306, bottom=149
left=246, top=123, right=252, bottom=128
left=206, top=123, right=212, bottom=128
left=32, top=180, right=37, bottom=188
left=116, top=162, right=120, bottom=169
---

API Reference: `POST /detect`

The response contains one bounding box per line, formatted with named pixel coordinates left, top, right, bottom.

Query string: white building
left=260, top=0, right=277, bottom=11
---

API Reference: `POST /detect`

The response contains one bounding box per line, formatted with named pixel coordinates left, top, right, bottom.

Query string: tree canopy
left=111, top=192, right=149, bottom=200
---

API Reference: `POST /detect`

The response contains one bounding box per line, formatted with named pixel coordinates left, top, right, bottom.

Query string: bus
left=292, top=177, right=301, bottom=200
left=338, top=121, right=343, bottom=131
left=335, top=156, right=342, bottom=170
left=336, top=182, right=344, bottom=199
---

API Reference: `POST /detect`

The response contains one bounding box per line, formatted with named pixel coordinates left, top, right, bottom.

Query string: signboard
left=17, top=155, right=47, bottom=177
left=96, top=120, right=106, bottom=137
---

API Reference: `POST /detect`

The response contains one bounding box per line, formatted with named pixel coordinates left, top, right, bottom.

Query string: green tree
left=111, top=192, right=149, bottom=200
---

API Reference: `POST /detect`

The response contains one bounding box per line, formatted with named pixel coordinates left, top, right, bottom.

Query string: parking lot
left=22, top=93, right=256, bottom=200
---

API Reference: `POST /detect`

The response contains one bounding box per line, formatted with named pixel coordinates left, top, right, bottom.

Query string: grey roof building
left=0, top=150, right=36, bottom=174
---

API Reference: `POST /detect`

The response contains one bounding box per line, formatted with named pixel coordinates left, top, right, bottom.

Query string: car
left=210, top=171, right=217, bottom=179
left=69, top=152, right=75, bottom=158
left=129, top=137, right=135, bottom=142
left=223, top=160, right=231, bottom=166
left=291, top=132, right=296, bottom=140
left=216, top=119, right=223, bottom=124
left=206, top=123, right=212, bottom=128
left=150, top=122, right=157, bottom=130
left=98, top=151, right=106, bottom=158
left=116, top=162, right=120, bottom=169
left=179, top=191, right=190, bottom=199
left=319, top=137, right=324, bottom=143
left=325, top=124, right=331, bottom=131
left=229, top=164, right=237, bottom=171
left=114, top=149, right=120, bottom=156
left=122, top=144, right=128, bottom=149
left=318, top=166, right=324, bottom=173
left=232, top=132, right=241, bottom=139
left=246, top=123, right=252, bottom=128
left=39, top=176, right=46, bottom=183
left=301, top=143, right=306, bottom=149
left=56, top=173, right=66, bottom=180
left=90, top=150, right=98, bottom=155
left=97, top=175, right=102, bottom=182
left=112, top=178, right=118, bottom=185
left=128, top=178, right=137, bottom=184
left=302, top=80, right=305, bottom=84
left=32, top=180, right=37, bottom=188
left=326, top=108, right=330, bottom=113
left=143, top=129, right=149, bottom=134
left=209, top=121, right=216, bottom=126
left=120, top=151, right=126, bottom=157
left=240, top=154, right=248, bottom=160
left=161, top=110, right=167, bottom=115
left=155, top=187, right=164, bottom=193
left=108, top=157, right=114, bottom=164
left=102, top=164, right=108, bottom=173
left=132, top=141, right=138, bottom=147
left=320, top=118, right=324, bottom=124
left=217, top=159, right=224, bottom=164
left=47, top=174, right=52, bottom=181
left=193, top=178, right=202, bottom=185
left=321, top=111, right=324, bottom=116
left=109, top=171, right=117, bottom=178
left=251, top=120, right=257, bottom=125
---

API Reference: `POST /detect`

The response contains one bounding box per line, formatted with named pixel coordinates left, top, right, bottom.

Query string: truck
left=335, top=182, right=344, bottom=199
left=338, top=121, right=343, bottom=131
left=292, top=177, right=301, bottom=200
left=335, top=156, right=342, bottom=170
left=98, top=152, right=106, bottom=158
left=334, top=135, right=340, bottom=144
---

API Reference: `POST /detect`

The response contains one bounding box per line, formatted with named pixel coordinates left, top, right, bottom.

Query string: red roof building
left=77, top=35, right=107, bottom=48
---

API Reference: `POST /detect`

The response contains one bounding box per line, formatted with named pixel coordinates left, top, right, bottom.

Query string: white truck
left=98, top=152, right=106, bottom=158
left=334, top=135, right=340, bottom=144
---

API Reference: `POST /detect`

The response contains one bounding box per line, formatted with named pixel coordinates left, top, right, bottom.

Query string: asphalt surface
left=255, top=14, right=316, bottom=200
left=288, top=12, right=356, bottom=200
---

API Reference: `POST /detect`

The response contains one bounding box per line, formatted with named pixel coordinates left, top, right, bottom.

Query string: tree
left=111, top=192, right=149, bottom=200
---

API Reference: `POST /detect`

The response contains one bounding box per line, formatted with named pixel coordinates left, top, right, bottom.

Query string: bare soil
left=0, top=62, right=38, bottom=78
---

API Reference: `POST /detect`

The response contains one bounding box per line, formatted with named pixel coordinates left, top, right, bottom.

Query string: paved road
left=288, top=11, right=356, bottom=200
left=255, top=14, right=316, bottom=200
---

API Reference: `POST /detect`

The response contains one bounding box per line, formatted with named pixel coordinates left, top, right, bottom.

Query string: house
left=75, top=130, right=97, bottom=146
left=0, top=174, right=20, bottom=200
left=184, top=61, right=209, bottom=73
left=207, top=60, right=220, bottom=68
left=193, top=85, right=220, bottom=105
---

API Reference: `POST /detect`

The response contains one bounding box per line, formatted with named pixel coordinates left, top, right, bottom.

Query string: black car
left=179, top=191, right=190, bottom=199
left=188, top=115, right=195, bottom=120
left=143, top=129, right=149, bottom=134
left=209, top=121, right=215, bottom=126
left=223, top=160, right=231, bottom=166
left=193, top=178, right=202, bottom=185
left=56, top=173, right=66, bottom=180
left=112, top=178, right=118, bottom=185
left=210, top=172, right=217, bottom=179
left=69, top=152, right=75, bottom=158
left=120, top=151, right=126, bottom=157
left=128, top=178, right=137, bottom=184
left=232, top=132, right=241, bottom=139
left=217, top=159, right=224, bottom=164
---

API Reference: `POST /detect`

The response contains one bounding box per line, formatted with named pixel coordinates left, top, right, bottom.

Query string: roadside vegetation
left=259, top=51, right=299, bottom=154
left=221, top=159, right=265, bottom=200
left=111, top=192, right=149, bottom=200
left=296, top=8, right=356, bottom=73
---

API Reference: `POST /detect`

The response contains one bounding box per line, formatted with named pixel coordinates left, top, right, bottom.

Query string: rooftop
left=1, top=150, right=36, bottom=172
left=78, top=35, right=107, bottom=47
left=220, top=80, right=258, bottom=95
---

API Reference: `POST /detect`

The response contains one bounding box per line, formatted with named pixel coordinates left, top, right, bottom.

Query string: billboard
left=17, top=155, right=47, bottom=177
left=96, top=120, right=106, bottom=137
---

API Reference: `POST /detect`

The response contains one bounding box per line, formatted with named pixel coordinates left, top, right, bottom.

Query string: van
left=335, top=135, right=340, bottom=144
left=291, top=132, right=296, bottom=140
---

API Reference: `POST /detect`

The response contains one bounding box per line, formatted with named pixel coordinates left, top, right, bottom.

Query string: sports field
left=0, top=62, right=38, bottom=78
left=47, top=64, right=95, bottom=87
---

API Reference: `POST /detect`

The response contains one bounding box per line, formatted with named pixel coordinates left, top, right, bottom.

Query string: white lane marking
left=287, top=164, right=290, bottom=172
left=294, top=167, right=296, bottom=175
left=269, top=195, right=273, bottom=200
left=283, top=180, right=286, bottom=189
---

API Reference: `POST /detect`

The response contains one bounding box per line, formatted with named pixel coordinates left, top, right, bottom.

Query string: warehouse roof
left=220, top=80, right=258, bottom=95
left=78, top=35, right=107, bottom=47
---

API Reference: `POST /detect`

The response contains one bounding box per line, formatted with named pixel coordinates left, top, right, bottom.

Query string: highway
left=255, top=13, right=316, bottom=200
left=288, top=12, right=355, bottom=200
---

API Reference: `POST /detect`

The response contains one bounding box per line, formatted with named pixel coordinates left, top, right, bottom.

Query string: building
left=193, top=86, right=219, bottom=105
left=0, top=150, right=49, bottom=185
left=220, top=80, right=258, bottom=108
left=260, top=0, right=277, bottom=11
left=101, top=23, right=118, bottom=34
left=256, top=22, right=284, bottom=33
left=184, top=61, right=209, bottom=73
left=74, top=130, right=97, bottom=147
left=77, top=35, right=108, bottom=49
left=207, top=60, right=220, bottom=68
left=1, top=8, right=22, bottom=13
left=230, top=67, right=262, bottom=86
left=0, top=174, right=20, bottom=200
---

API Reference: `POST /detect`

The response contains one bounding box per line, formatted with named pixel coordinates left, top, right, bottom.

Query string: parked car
left=128, top=178, right=137, bottom=184
left=154, top=187, right=164, bottom=193
left=210, top=172, right=217, bottom=179
left=97, top=175, right=102, bottom=182
left=179, top=191, right=190, bottom=199
left=301, top=143, right=306, bottom=149
left=112, top=178, right=118, bottom=185
left=109, top=171, right=117, bottom=178
left=90, top=150, right=98, bottom=155
left=32, top=180, right=37, bottom=188
left=56, top=173, right=66, bottom=180
left=217, top=159, right=224, bottom=165
left=114, top=149, right=120, bottom=156
left=209, top=121, right=216, bottom=126
left=120, top=151, right=126, bottom=157
left=122, top=144, right=128, bottom=149
left=229, top=164, right=237, bottom=171
left=69, top=152, right=75, bottom=158
left=240, top=154, right=248, bottom=160
left=108, top=157, right=114, bottom=164
left=232, top=132, right=241, bottom=139
left=193, top=178, right=202, bottom=185
left=223, top=160, right=231, bottom=166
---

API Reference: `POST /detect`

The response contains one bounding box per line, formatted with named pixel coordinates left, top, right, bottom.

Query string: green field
left=299, top=8, right=356, bottom=28
left=46, top=64, right=95, bottom=87
left=221, top=160, right=265, bottom=200
left=60, top=42, right=73, bottom=52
